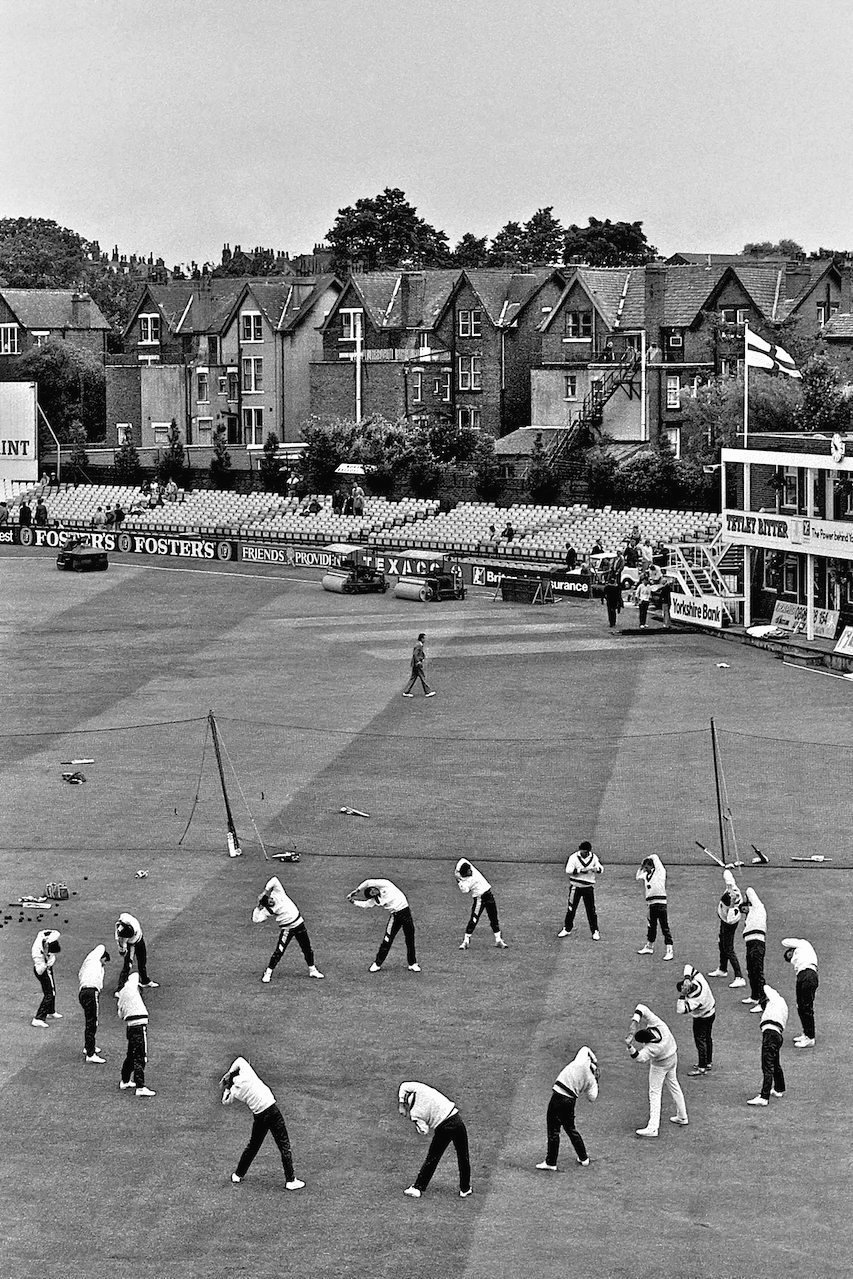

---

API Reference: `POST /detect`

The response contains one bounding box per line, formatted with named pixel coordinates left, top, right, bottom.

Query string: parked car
left=321, top=564, right=390, bottom=595
left=56, top=537, right=109, bottom=573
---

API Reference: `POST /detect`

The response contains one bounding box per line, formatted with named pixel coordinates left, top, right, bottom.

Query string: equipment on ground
left=394, top=573, right=465, bottom=603
left=56, top=538, right=109, bottom=572
left=791, top=855, right=831, bottom=862
left=322, top=564, right=390, bottom=595
left=341, top=806, right=370, bottom=818
left=497, top=576, right=554, bottom=605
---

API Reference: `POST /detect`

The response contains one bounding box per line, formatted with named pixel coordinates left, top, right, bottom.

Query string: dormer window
left=138, top=314, right=160, bottom=344
left=240, top=313, right=263, bottom=342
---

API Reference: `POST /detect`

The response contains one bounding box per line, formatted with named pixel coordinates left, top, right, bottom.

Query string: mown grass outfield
left=0, top=544, right=850, bottom=1279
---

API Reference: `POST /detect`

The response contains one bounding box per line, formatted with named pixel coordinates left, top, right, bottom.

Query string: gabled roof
left=322, top=271, right=462, bottom=332
left=666, top=252, right=790, bottom=267
left=462, top=268, right=558, bottom=327
left=1, top=289, right=110, bottom=331
left=124, top=278, right=298, bottom=338
left=776, top=259, right=840, bottom=320
left=541, top=268, right=647, bottom=332
left=226, top=276, right=342, bottom=334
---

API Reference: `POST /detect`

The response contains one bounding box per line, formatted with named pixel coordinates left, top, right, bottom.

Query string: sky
left=2, top=0, right=851, bottom=268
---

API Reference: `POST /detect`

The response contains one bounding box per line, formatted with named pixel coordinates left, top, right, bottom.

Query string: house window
left=418, top=331, right=430, bottom=351
left=152, top=421, right=171, bottom=444
left=457, top=355, right=482, bottom=391
left=138, top=354, right=160, bottom=366
left=197, top=370, right=209, bottom=403
left=721, top=307, right=749, bottom=326
left=434, top=370, right=451, bottom=402
left=781, top=467, right=799, bottom=509
left=218, top=375, right=228, bottom=395
left=782, top=554, right=799, bottom=596
left=340, top=309, right=363, bottom=342
left=458, top=309, right=482, bottom=338
left=721, top=357, right=743, bottom=378
left=208, top=335, right=221, bottom=363
left=138, top=314, right=160, bottom=344
left=564, top=374, right=578, bottom=400
left=411, top=370, right=423, bottom=404
left=197, top=417, right=213, bottom=444
left=666, top=375, right=681, bottom=409
left=227, top=371, right=239, bottom=400
left=31, top=330, right=50, bottom=347
left=0, top=323, right=21, bottom=354
left=666, top=329, right=684, bottom=350
left=242, top=406, right=265, bottom=446
left=831, top=302, right=840, bottom=317
left=457, top=406, right=481, bottom=430
left=242, top=357, right=263, bottom=393
left=665, top=426, right=681, bottom=458
left=240, top=313, right=263, bottom=342
left=816, top=304, right=827, bottom=327
left=565, top=311, right=593, bottom=339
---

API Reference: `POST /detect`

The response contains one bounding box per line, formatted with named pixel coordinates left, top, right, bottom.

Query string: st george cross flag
left=744, top=326, right=802, bottom=378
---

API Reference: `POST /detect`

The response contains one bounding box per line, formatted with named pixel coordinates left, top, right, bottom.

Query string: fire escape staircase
left=547, top=349, right=642, bottom=475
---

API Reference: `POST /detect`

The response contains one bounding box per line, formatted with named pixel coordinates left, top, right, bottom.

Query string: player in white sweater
left=558, top=841, right=603, bottom=940
left=636, top=855, right=674, bottom=960
left=398, top=1081, right=471, bottom=1197
left=740, top=888, right=768, bottom=1010
left=708, top=868, right=746, bottom=988
left=455, top=859, right=507, bottom=950
left=781, top=936, right=819, bottom=1047
left=117, top=973, right=155, bottom=1097
left=221, top=1057, right=304, bottom=1189
left=348, top=878, right=420, bottom=972
left=252, top=877, right=324, bottom=983
left=676, top=963, right=716, bottom=1075
left=536, top=1046, right=599, bottom=1170
left=626, top=1003, right=688, bottom=1136
left=31, top=929, right=62, bottom=1027
left=114, top=912, right=158, bottom=991
left=747, top=983, right=788, bottom=1105
left=78, top=944, right=110, bottom=1062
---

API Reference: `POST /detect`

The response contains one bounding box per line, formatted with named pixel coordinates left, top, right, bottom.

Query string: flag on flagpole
left=744, top=326, right=802, bottom=379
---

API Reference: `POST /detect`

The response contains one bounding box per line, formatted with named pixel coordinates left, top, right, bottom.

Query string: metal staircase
left=666, top=534, right=745, bottom=624
left=548, top=349, right=642, bottom=470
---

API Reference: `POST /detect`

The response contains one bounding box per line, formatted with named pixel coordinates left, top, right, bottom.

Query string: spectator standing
left=34, top=498, right=48, bottom=526
left=636, top=575, right=653, bottom=629
left=626, top=1003, right=688, bottom=1137
left=591, top=539, right=603, bottom=555
left=781, top=936, right=819, bottom=1047
left=636, top=854, right=674, bottom=960
left=113, top=503, right=125, bottom=527
left=564, top=544, right=577, bottom=571
left=92, top=507, right=105, bottom=528
left=676, top=963, right=716, bottom=1075
left=252, top=876, right=324, bottom=983
left=31, top=929, right=62, bottom=1027
left=352, top=483, right=365, bottom=516
left=658, top=577, right=674, bottom=628
left=398, top=1081, right=471, bottom=1198
left=558, top=840, right=603, bottom=940
left=117, top=973, right=155, bottom=1097
left=403, top=632, right=436, bottom=698
left=747, top=983, right=788, bottom=1106
left=488, top=524, right=497, bottom=540
left=221, top=1057, right=305, bottom=1189
left=740, top=888, right=767, bottom=1011
left=347, top=878, right=420, bottom=972
left=536, top=1046, right=599, bottom=1170
left=708, top=868, right=746, bottom=988
left=602, top=578, right=623, bottom=629
left=640, top=538, right=654, bottom=565
left=454, top=859, right=507, bottom=950
left=78, top=944, right=110, bottom=1062
left=18, top=499, right=32, bottom=527
left=332, top=487, right=344, bottom=515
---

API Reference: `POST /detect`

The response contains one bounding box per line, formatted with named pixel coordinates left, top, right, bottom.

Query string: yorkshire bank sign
left=670, top=591, right=725, bottom=629
left=724, top=508, right=853, bottom=560
left=0, top=382, right=38, bottom=485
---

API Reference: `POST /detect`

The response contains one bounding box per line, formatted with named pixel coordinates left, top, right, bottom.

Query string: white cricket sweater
left=631, top=1004, right=677, bottom=1069
left=455, top=859, right=491, bottom=897
left=742, top=888, right=767, bottom=943
left=636, top=855, right=667, bottom=903
left=781, top=937, right=818, bottom=973
left=760, top=984, right=789, bottom=1035
left=553, top=1047, right=599, bottom=1101
left=717, top=868, right=743, bottom=925
left=117, top=975, right=149, bottom=1028
left=222, top=1058, right=276, bottom=1115
left=353, top=879, right=408, bottom=912
left=78, top=945, right=107, bottom=991
left=399, top=1081, right=457, bottom=1134
left=31, top=930, right=61, bottom=975
left=565, top=849, right=603, bottom=888
left=676, top=965, right=716, bottom=1019
left=252, top=877, right=303, bottom=929
left=115, top=913, right=142, bottom=946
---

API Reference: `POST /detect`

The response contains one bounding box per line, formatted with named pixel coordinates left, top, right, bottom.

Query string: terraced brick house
left=0, top=289, right=110, bottom=369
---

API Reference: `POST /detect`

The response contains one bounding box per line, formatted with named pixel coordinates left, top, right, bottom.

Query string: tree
left=679, top=374, right=800, bottom=461
left=67, top=419, right=89, bottom=482
left=209, top=425, right=232, bottom=489
left=521, top=207, right=565, bottom=264
left=487, top=221, right=526, bottom=267
left=258, top=431, right=283, bottom=492
left=451, top=233, right=489, bottom=267
left=298, top=415, right=359, bottom=493
left=563, top=217, right=656, bottom=266
left=472, top=434, right=505, bottom=502
left=325, top=188, right=450, bottom=273
left=426, top=418, right=480, bottom=465
left=354, top=416, right=415, bottom=497
left=16, top=337, right=106, bottom=440
left=0, top=217, right=88, bottom=287
left=406, top=431, right=442, bottom=497
left=525, top=432, right=562, bottom=503
left=157, top=419, right=187, bottom=484
left=794, top=354, right=852, bottom=434
left=742, top=239, right=805, bottom=259
left=87, top=274, right=143, bottom=351
left=114, top=435, right=141, bottom=484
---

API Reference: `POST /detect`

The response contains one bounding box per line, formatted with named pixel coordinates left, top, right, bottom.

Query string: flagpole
left=742, top=326, right=750, bottom=450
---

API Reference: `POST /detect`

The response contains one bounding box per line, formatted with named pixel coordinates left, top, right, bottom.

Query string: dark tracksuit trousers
left=34, top=967, right=56, bottom=1020
left=236, top=1103, right=294, bottom=1181
left=376, top=907, right=417, bottom=967
left=796, top=969, right=819, bottom=1039
left=760, top=1027, right=785, bottom=1099
left=117, top=937, right=151, bottom=989
left=692, top=1013, right=715, bottom=1069
left=414, top=1112, right=471, bottom=1193
left=121, top=1023, right=148, bottom=1087
left=268, top=922, right=315, bottom=972
left=564, top=884, right=598, bottom=934
left=545, top=1088, right=588, bottom=1165
left=466, top=890, right=500, bottom=936
left=718, top=921, right=742, bottom=978
left=404, top=664, right=432, bottom=695
left=746, top=938, right=766, bottom=1002
left=79, top=987, right=100, bottom=1055
left=647, top=901, right=673, bottom=945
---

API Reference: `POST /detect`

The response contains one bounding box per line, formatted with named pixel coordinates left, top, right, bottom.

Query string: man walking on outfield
left=398, top=1081, right=471, bottom=1198
left=708, top=868, right=746, bottom=988
left=403, top=632, right=436, bottom=698
left=115, top=912, right=158, bottom=991
left=455, top=859, right=507, bottom=949
left=740, top=888, right=767, bottom=1011
left=221, top=1057, right=305, bottom=1190
left=636, top=855, right=674, bottom=960
left=78, top=944, right=110, bottom=1062
left=536, top=1046, right=599, bottom=1170
left=781, top=936, right=819, bottom=1048
left=626, top=1003, right=688, bottom=1137
left=558, top=840, right=603, bottom=940
left=676, top=963, right=716, bottom=1075
left=31, top=929, right=62, bottom=1028
left=347, top=878, right=420, bottom=972
left=747, top=983, right=788, bottom=1106
left=252, top=876, right=324, bottom=983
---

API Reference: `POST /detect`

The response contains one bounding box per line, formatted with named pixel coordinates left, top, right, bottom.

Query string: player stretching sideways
left=558, top=840, right=603, bottom=940
left=708, top=868, right=746, bottom=988
left=347, top=878, right=420, bottom=973
left=626, top=1003, right=688, bottom=1137
left=252, top=877, right=324, bottom=984
left=221, top=1057, right=305, bottom=1190
left=455, top=859, right=508, bottom=950
left=398, top=1081, right=471, bottom=1198
left=536, top=1046, right=599, bottom=1170
left=636, top=855, right=674, bottom=960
